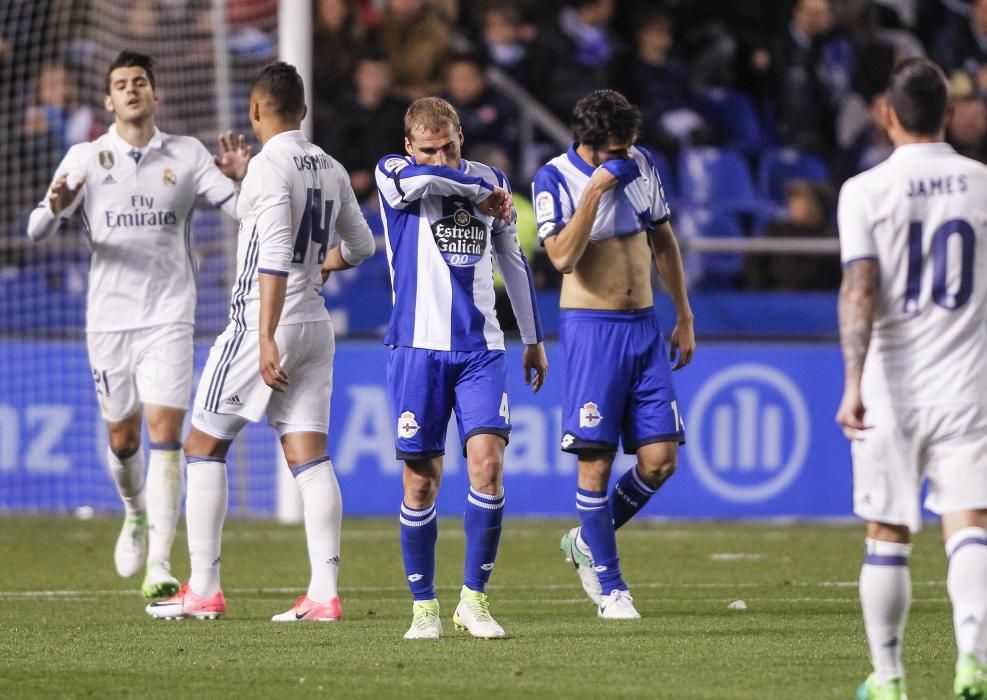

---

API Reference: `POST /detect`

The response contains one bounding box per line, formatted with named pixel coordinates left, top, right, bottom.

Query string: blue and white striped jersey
left=376, top=155, right=543, bottom=352
left=532, top=144, right=671, bottom=243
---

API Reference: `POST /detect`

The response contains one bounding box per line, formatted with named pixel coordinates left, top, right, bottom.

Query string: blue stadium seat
left=697, top=88, right=765, bottom=155
left=672, top=205, right=744, bottom=289
left=677, top=146, right=762, bottom=216
left=644, top=148, right=679, bottom=203
left=757, top=148, right=830, bottom=203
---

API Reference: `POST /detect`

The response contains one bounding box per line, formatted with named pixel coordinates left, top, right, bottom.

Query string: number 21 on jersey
left=904, top=218, right=975, bottom=312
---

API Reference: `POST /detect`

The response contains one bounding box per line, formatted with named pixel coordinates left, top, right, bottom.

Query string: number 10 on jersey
left=904, top=218, right=975, bottom=313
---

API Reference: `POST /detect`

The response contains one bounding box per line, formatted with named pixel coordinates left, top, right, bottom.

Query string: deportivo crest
left=398, top=410, right=420, bottom=439
left=163, top=168, right=177, bottom=186
left=535, top=191, right=554, bottom=222
left=579, top=402, right=603, bottom=429
left=431, top=208, right=487, bottom=267
left=99, top=151, right=115, bottom=169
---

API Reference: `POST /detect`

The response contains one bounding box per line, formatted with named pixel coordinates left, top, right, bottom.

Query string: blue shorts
left=387, top=346, right=511, bottom=460
left=559, top=308, right=685, bottom=455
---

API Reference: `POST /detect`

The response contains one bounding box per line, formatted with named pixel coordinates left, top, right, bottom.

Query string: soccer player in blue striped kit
left=533, top=90, right=695, bottom=619
left=376, top=97, right=547, bottom=639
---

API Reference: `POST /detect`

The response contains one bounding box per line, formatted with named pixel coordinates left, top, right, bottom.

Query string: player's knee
left=108, top=432, right=141, bottom=459
left=638, top=453, right=677, bottom=489
left=404, top=472, right=439, bottom=507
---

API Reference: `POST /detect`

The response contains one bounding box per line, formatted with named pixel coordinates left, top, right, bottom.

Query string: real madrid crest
left=99, top=151, right=115, bottom=169
left=163, top=168, right=177, bottom=186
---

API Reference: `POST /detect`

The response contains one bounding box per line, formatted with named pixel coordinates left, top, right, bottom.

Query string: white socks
left=146, top=446, right=184, bottom=566
left=107, top=446, right=146, bottom=516
left=293, top=457, right=342, bottom=602
left=946, top=527, right=987, bottom=664
left=860, top=538, right=912, bottom=683
left=187, top=459, right=228, bottom=598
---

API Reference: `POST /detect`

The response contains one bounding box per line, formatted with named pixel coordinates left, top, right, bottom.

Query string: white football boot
left=453, top=586, right=505, bottom=639
left=114, top=513, right=148, bottom=578
left=598, top=589, right=641, bottom=619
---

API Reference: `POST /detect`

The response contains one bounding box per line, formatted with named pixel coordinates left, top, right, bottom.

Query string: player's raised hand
left=48, top=173, right=84, bottom=215
left=522, top=342, right=548, bottom=393
left=587, top=163, right=620, bottom=192
left=478, top=187, right=513, bottom=223
left=214, top=130, right=252, bottom=182
left=259, top=336, right=289, bottom=392
left=669, top=317, right=695, bottom=371
left=835, top=387, right=871, bottom=440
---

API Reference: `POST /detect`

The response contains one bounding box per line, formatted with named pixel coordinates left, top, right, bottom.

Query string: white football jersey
left=838, top=142, right=987, bottom=405
left=27, top=125, right=238, bottom=332
left=229, top=130, right=374, bottom=331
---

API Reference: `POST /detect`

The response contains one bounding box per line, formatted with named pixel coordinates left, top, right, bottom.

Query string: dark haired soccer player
left=376, top=96, right=547, bottom=639
left=533, top=89, right=694, bottom=619
left=26, top=50, right=250, bottom=599
left=146, top=62, right=374, bottom=622
left=837, top=57, right=987, bottom=700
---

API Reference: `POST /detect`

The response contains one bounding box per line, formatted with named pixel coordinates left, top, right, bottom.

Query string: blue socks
left=399, top=502, right=438, bottom=600
left=463, top=488, right=505, bottom=592
left=610, top=465, right=659, bottom=529
left=577, top=487, right=625, bottom=594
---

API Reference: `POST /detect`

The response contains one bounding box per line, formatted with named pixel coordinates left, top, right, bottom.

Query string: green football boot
left=856, top=673, right=907, bottom=700
left=955, top=653, right=987, bottom=699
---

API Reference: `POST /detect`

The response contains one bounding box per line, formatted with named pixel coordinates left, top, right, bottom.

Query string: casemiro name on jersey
left=104, top=194, right=177, bottom=227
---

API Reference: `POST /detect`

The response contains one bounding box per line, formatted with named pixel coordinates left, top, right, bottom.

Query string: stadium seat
left=697, top=88, right=765, bottom=155
left=644, top=149, right=679, bottom=203
left=757, top=147, right=830, bottom=203
left=677, top=146, right=764, bottom=216
left=672, top=204, right=745, bottom=289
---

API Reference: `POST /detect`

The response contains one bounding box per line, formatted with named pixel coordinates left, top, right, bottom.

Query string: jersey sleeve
left=531, top=164, right=572, bottom=243
left=334, top=167, right=376, bottom=266
left=375, top=155, right=495, bottom=210
left=192, top=139, right=238, bottom=218
left=248, top=161, right=293, bottom=276
left=837, top=179, right=876, bottom=264
left=26, top=143, right=88, bottom=241
left=638, top=146, right=671, bottom=224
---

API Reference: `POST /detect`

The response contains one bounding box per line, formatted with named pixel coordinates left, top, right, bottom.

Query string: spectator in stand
left=23, top=63, right=96, bottom=157
left=745, top=179, right=841, bottom=290
left=530, top=0, right=626, bottom=120
left=320, top=53, right=407, bottom=201
left=312, top=0, right=367, bottom=127
left=835, top=92, right=895, bottom=182
left=933, top=0, right=987, bottom=81
left=947, top=95, right=987, bottom=163
left=442, top=53, right=520, bottom=165
left=626, top=12, right=709, bottom=156
left=371, top=0, right=451, bottom=101
left=753, top=0, right=841, bottom=154
left=479, top=4, right=535, bottom=89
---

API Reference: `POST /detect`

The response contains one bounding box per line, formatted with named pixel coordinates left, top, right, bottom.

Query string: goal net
left=0, top=0, right=282, bottom=515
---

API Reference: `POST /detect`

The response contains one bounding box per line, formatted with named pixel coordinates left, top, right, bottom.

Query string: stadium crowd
left=3, top=0, right=987, bottom=308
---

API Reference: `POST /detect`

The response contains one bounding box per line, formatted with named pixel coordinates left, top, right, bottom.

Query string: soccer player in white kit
left=837, top=58, right=987, bottom=700
left=146, top=62, right=374, bottom=622
left=25, top=51, right=250, bottom=599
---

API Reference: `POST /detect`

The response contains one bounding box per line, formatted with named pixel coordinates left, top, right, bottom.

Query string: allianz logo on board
left=685, top=363, right=810, bottom=504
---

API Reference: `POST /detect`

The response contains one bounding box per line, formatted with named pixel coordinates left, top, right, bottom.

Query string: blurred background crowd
left=2, top=0, right=986, bottom=334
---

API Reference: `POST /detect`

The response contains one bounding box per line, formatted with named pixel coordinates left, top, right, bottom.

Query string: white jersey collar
left=107, top=123, right=165, bottom=151
left=889, top=142, right=956, bottom=159
left=262, top=129, right=305, bottom=150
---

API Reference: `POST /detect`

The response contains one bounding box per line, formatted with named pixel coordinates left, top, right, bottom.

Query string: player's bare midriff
left=559, top=230, right=653, bottom=310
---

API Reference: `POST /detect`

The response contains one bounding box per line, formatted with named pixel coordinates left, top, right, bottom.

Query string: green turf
left=0, top=516, right=956, bottom=699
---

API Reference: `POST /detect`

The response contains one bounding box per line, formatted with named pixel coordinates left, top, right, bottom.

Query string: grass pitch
left=0, top=517, right=955, bottom=699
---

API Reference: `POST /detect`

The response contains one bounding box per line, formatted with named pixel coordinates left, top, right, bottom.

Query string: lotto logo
left=480, top=562, right=495, bottom=571
left=561, top=434, right=575, bottom=449
left=407, top=573, right=424, bottom=582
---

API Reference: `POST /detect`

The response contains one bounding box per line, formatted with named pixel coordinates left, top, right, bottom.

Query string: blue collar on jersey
left=566, top=143, right=596, bottom=177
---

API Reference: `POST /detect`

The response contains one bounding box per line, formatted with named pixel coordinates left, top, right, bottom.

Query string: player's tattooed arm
left=837, top=259, right=879, bottom=385
left=835, top=258, right=879, bottom=440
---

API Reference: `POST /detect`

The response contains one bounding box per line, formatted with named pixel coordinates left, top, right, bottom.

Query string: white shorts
left=852, top=402, right=987, bottom=532
left=86, top=323, right=194, bottom=422
left=192, top=320, right=334, bottom=439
